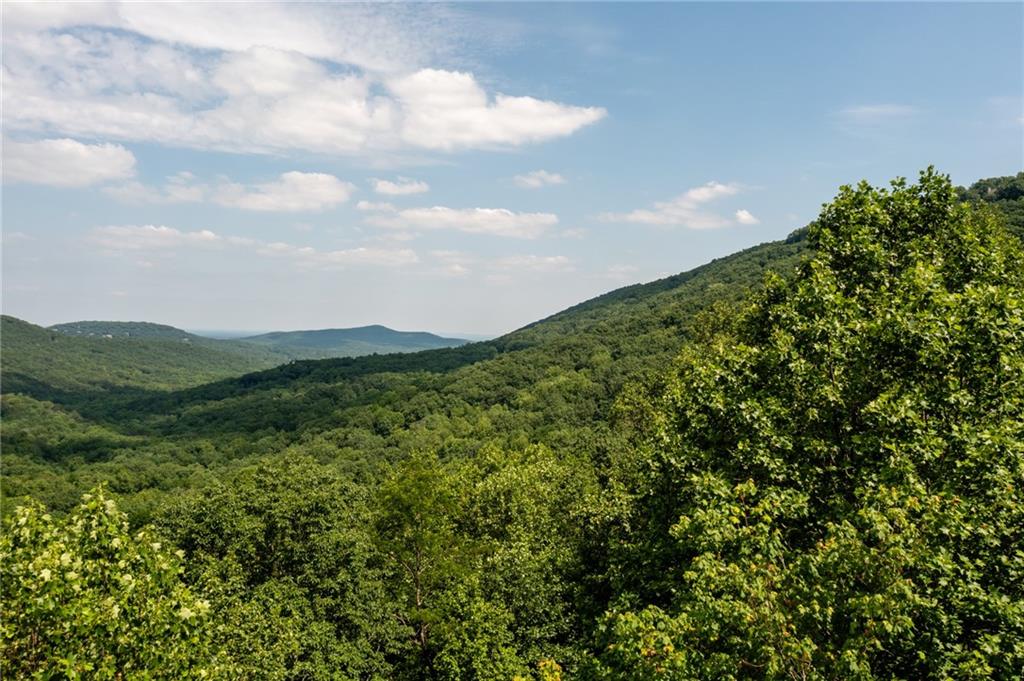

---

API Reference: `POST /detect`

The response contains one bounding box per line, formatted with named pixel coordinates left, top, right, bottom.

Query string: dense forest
left=2, top=170, right=1023, bottom=679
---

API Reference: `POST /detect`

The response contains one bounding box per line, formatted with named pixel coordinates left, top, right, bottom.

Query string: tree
left=1, top=489, right=221, bottom=679
left=156, top=455, right=400, bottom=680
left=594, top=169, right=1024, bottom=679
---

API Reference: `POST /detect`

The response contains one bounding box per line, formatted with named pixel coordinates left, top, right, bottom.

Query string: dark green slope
left=961, top=171, right=1024, bottom=238
left=236, top=325, right=468, bottom=358
left=0, top=231, right=809, bottom=519
left=79, top=233, right=810, bottom=441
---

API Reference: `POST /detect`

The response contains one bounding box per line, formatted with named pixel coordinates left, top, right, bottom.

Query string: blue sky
left=2, top=2, right=1021, bottom=336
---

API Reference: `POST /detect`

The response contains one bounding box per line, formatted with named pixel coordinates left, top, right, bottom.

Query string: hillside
left=50, top=320, right=204, bottom=341
left=236, top=325, right=468, bottom=358
left=0, top=316, right=280, bottom=396
left=48, top=319, right=468, bottom=362
left=0, top=229, right=809, bottom=519
left=961, top=171, right=1024, bottom=238
left=5, top=171, right=1021, bottom=679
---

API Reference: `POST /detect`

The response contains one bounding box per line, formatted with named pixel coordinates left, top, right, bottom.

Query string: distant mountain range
left=236, top=326, right=468, bottom=359
left=0, top=317, right=468, bottom=396
left=48, top=320, right=467, bottom=361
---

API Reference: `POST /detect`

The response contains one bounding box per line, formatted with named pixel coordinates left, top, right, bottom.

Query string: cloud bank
left=3, top=4, right=606, bottom=157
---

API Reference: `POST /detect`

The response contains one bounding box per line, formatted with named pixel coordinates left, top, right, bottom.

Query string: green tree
left=1, top=489, right=221, bottom=679
left=157, top=455, right=400, bottom=680
left=594, top=169, right=1024, bottom=679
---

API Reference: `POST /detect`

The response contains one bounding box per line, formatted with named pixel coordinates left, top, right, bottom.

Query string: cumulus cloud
left=514, top=170, right=566, bottom=189
left=735, top=209, right=760, bottom=225
left=3, top=137, right=136, bottom=187
left=603, top=181, right=746, bottom=229
left=368, top=206, right=558, bottom=239
left=373, top=177, right=429, bottom=195
left=390, top=69, right=605, bottom=151
left=105, top=171, right=355, bottom=212
left=88, top=223, right=416, bottom=269
left=215, top=172, right=355, bottom=212
left=2, top=5, right=606, bottom=156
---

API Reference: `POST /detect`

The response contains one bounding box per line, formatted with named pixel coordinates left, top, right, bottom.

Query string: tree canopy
left=3, top=171, right=1022, bottom=679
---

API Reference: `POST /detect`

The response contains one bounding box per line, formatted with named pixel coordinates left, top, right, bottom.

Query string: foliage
left=593, top=169, right=1024, bottom=679
left=961, top=171, right=1024, bottom=238
left=1, top=172, right=1021, bottom=679
left=0, top=489, right=220, bottom=679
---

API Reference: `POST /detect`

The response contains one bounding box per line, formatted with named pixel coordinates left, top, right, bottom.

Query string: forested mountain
left=3, top=171, right=1023, bottom=679
left=0, top=316, right=280, bottom=395
left=1, top=316, right=473, bottom=404
left=236, top=325, right=468, bottom=359
left=49, top=320, right=468, bottom=360
left=50, top=320, right=205, bottom=341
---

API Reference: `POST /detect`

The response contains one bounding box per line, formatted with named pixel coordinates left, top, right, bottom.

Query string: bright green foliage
left=1, top=489, right=220, bottom=679
left=594, top=169, right=1024, bottom=679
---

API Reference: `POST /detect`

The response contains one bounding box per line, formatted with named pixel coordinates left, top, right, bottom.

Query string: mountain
left=49, top=320, right=205, bottom=342
left=1, top=316, right=280, bottom=396
left=235, top=325, right=468, bottom=359
left=47, top=319, right=468, bottom=362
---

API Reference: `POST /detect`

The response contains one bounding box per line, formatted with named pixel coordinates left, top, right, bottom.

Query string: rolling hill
left=235, top=325, right=468, bottom=358
left=1, top=316, right=280, bottom=396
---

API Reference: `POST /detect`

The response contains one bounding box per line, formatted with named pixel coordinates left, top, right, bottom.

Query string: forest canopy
left=2, top=170, right=1022, bottom=679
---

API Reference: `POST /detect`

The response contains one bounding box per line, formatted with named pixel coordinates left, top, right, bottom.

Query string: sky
left=2, top=2, right=1022, bottom=337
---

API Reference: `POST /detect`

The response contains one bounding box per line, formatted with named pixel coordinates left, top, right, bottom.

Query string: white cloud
left=390, top=69, right=606, bottom=151
left=369, top=206, right=558, bottom=238
left=373, top=177, right=429, bottom=195
left=735, top=209, right=759, bottom=225
left=106, top=171, right=355, bottom=212
left=357, top=200, right=397, bottom=212
left=1, top=2, right=461, bottom=75
left=2, top=6, right=606, bottom=157
left=215, top=172, right=355, bottom=212
left=603, top=181, right=744, bottom=229
left=3, top=137, right=136, bottom=187
left=494, top=254, right=573, bottom=272
left=88, top=223, right=416, bottom=269
left=514, top=169, right=566, bottom=189
left=89, top=225, right=220, bottom=252
left=257, top=241, right=418, bottom=268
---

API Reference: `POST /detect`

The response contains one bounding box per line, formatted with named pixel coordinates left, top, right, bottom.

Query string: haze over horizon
left=3, top=1, right=1022, bottom=335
